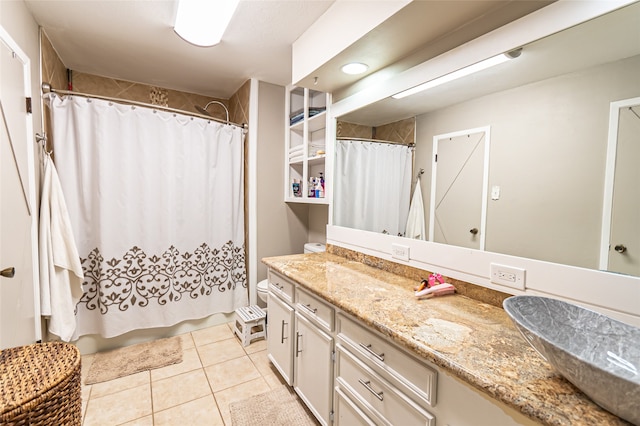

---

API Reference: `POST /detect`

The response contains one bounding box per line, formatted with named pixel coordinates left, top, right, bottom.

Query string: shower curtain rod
left=41, top=82, right=248, bottom=132
left=336, top=136, right=415, bottom=147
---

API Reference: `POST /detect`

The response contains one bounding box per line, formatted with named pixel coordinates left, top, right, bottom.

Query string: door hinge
left=331, top=350, right=335, bottom=363
left=434, top=154, right=438, bottom=162
left=330, top=410, right=334, bottom=422
left=25, top=97, right=32, bottom=114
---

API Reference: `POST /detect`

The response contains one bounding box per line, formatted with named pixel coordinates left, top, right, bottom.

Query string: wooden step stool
left=233, top=305, right=266, bottom=346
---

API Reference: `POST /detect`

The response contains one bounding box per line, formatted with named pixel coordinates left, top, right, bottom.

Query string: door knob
left=469, top=228, right=479, bottom=235
left=1, top=267, right=15, bottom=278
left=614, top=244, right=627, bottom=254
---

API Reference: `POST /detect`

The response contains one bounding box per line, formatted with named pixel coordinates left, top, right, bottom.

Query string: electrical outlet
left=490, top=263, right=526, bottom=290
left=391, top=244, right=410, bottom=261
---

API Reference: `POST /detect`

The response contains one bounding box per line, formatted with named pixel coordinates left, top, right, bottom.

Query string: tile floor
left=80, top=322, right=290, bottom=425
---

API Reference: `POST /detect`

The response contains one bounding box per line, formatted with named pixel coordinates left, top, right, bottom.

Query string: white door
left=607, top=101, right=640, bottom=276
left=0, top=27, right=40, bottom=348
left=429, top=127, right=490, bottom=250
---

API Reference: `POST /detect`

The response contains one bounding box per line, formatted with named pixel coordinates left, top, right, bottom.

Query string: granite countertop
left=262, top=252, right=630, bottom=426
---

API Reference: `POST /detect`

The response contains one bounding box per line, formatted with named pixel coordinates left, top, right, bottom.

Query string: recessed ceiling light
left=341, top=63, right=369, bottom=75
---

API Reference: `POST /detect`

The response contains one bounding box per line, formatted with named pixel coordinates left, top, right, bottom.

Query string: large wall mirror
left=334, top=2, right=640, bottom=278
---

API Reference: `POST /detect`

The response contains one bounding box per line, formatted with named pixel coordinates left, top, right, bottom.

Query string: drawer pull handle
left=281, top=320, right=288, bottom=344
left=358, top=379, right=384, bottom=401
left=359, top=343, right=385, bottom=362
left=296, top=332, right=302, bottom=357
left=301, top=303, right=317, bottom=314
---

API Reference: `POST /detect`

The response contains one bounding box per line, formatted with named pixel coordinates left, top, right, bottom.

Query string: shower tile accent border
left=326, top=244, right=511, bottom=308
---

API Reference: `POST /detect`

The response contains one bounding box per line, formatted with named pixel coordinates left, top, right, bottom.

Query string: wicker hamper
left=0, top=342, right=81, bottom=425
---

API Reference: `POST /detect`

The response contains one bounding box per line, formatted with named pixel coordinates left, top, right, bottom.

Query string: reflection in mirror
left=430, top=127, right=490, bottom=251
left=333, top=118, right=416, bottom=236
left=602, top=97, right=640, bottom=276
left=334, top=3, right=640, bottom=276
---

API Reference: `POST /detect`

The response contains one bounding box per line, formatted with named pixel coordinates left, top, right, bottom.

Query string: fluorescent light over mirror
left=174, top=0, right=240, bottom=47
left=392, top=50, right=521, bottom=99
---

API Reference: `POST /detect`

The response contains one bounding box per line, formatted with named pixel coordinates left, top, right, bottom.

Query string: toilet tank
left=304, top=243, right=326, bottom=253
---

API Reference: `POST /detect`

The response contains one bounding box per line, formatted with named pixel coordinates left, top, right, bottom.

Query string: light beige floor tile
left=81, top=354, right=95, bottom=385
left=204, top=356, right=261, bottom=392
left=247, top=350, right=272, bottom=377
left=191, top=324, right=235, bottom=347
left=243, top=338, right=267, bottom=354
left=263, top=368, right=288, bottom=390
left=213, top=377, right=270, bottom=426
left=120, top=415, right=153, bottom=425
left=176, top=331, right=195, bottom=350
left=248, top=351, right=287, bottom=389
left=152, top=368, right=212, bottom=412
left=154, top=395, right=224, bottom=426
left=83, top=384, right=152, bottom=426
left=81, top=385, right=92, bottom=419
left=89, top=371, right=150, bottom=399
left=150, top=347, right=202, bottom=382
left=196, top=338, right=245, bottom=367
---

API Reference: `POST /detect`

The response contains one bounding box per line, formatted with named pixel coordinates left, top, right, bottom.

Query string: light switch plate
left=491, top=185, right=501, bottom=200
left=391, top=244, right=410, bottom=261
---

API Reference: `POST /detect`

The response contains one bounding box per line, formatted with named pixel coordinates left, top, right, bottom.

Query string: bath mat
left=85, top=336, right=182, bottom=384
left=230, top=386, right=318, bottom=426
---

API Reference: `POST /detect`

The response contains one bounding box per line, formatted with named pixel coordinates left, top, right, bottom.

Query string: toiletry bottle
left=320, top=172, right=325, bottom=191
left=309, top=177, right=316, bottom=197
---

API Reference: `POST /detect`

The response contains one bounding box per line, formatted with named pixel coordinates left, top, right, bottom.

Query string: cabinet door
left=294, top=312, right=334, bottom=426
left=267, top=292, right=294, bottom=385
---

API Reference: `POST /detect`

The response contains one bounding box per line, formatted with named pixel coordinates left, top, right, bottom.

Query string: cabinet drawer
left=296, top=287, right=334, bottom=332
left=334, top=386, right=377, bottom=426
left=336, top=346, right=435, bottom=426
left=268, top=270, right=294, bottom=304
left=337, top=313, right=437, bottom=407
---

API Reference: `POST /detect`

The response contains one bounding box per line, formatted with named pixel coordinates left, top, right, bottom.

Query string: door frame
left=0, top=24, right=41, bottom=343
left=429, top=126, right=491, bottom=250
left=600, top=96, right=640, bottom=271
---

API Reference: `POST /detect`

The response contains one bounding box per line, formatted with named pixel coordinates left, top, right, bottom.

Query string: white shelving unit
left=284, top=85, right=331, bottom=204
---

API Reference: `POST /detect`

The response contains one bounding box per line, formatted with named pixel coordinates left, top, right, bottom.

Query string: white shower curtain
left=334, top=140, right=412, bottom=236
left=47, top=94, right=247, bottom=338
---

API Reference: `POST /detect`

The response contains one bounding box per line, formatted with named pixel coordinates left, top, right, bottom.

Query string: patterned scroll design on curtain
left=78, top=241, right=246, bottom=314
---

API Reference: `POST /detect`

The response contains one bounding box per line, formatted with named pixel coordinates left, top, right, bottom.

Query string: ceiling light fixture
left=392, top=49, right=522, bottom=99
left=174, top=0, right=240, bottom=47
left=341, top=62, right=369, bottom=75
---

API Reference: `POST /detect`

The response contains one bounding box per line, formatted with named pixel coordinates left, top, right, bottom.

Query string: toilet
left=257, top=242, right=326, bottom=306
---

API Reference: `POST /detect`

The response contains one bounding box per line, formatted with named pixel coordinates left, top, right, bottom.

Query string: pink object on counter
left=415, top=283, right=456, bottom=298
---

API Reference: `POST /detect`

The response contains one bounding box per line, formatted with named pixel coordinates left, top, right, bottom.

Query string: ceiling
left=340, top=1, right=640, bottom=126
left=24, top=0, right=334, bottom=99
left=24, top=0, right=552, bottom=100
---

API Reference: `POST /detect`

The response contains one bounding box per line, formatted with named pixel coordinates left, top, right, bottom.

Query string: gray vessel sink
left=503, top=295, right=640, bottom=425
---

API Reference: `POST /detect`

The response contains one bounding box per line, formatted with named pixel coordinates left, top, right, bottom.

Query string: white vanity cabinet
left=267, top=272, right=335, bottom=425
left=266, top=268, right=536, bottom=426
left=266, top=271, right=295, bottom=385
left=334, top=313, right=437, bottom=426
left=293, top=287, right=335, bottom=425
